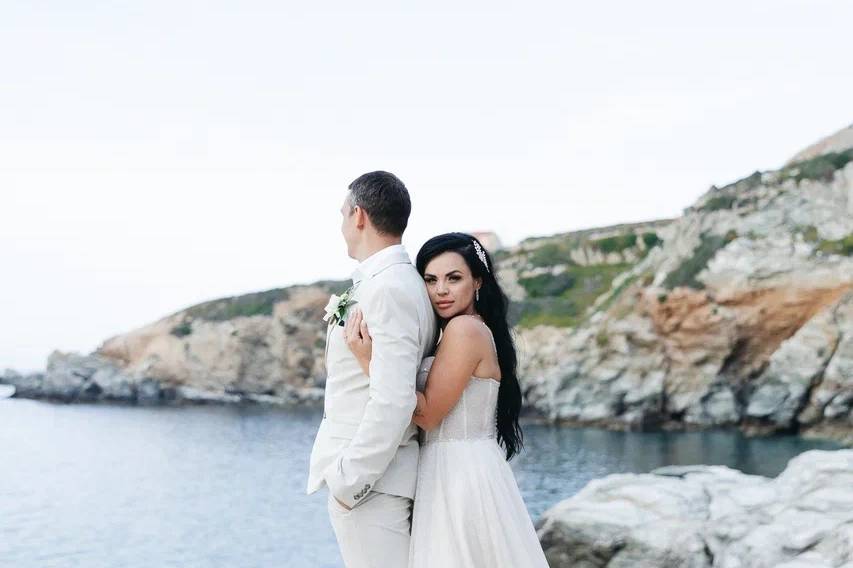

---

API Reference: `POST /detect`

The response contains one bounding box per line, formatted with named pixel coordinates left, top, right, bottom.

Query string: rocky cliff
left=1, top=281, right=348, bottom=405
left=518, top=124, right=853, bottom=445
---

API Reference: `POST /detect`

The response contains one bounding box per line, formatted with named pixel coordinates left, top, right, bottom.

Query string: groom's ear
left=354, top=205, right=368, bottom=231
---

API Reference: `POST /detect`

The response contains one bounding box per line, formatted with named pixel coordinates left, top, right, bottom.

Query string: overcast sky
left=2, top=0, right=851, bottom=371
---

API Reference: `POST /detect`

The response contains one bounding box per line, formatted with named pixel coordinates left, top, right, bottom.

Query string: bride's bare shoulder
left=441, top=315, right=489, bottom=345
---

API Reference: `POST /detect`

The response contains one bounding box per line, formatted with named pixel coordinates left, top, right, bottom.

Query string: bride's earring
left=475, top=288, right=480, bottom=302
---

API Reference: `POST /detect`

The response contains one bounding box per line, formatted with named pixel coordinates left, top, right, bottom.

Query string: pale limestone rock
left=745, top=295, right=844, bottom=427
left=538, top=450, right=853, bottom=568
left=798, top=292, right=853, bottom=441
left=7, top=284, right=342, bottom=406
left=523, top=146, right=853, bottom=443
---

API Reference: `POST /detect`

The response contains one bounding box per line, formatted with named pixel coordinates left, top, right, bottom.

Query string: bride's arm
left=412, top=317, right=482, bottom=431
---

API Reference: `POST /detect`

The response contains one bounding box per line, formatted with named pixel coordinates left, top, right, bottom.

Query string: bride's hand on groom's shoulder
left=344, top=309, right=373, bottom=376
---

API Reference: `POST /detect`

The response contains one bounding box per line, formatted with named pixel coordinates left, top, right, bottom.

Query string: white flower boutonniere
left=323, top=284, right=359, bottom=327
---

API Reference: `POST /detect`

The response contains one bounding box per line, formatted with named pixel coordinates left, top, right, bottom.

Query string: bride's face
left=423, top=252, right=482, bottom=319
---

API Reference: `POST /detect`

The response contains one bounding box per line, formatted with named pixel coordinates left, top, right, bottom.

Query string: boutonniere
left=323, top=283, right=359, bottom=327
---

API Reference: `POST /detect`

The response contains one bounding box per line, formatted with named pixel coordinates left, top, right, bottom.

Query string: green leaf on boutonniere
left=323, top=283, right=360, bottom=326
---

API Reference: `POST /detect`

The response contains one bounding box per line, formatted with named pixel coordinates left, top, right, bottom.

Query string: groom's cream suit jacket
left=307, top=244, right=437, bottom=508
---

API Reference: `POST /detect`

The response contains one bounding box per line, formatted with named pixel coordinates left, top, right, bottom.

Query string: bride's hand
left=344, top=308, right=372, bottom=376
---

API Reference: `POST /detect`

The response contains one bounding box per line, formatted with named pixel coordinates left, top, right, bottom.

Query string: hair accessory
left=472, top=240, right=490, bottom=273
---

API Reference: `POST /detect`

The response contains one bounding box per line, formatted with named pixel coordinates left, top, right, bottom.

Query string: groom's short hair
left=347, top=171, right=411, bottom=237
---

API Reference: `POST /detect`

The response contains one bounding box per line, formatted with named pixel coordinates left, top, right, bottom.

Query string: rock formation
left=1, top=282, right=346, bottom=405
left=537, top=449, right=853, bottom=568
left=518, top=124, right=853, bottom=445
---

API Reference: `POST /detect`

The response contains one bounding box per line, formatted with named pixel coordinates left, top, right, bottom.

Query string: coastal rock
left=0, top=368, right=45, bottom=397
left=3, top=283, right=343, bottom=406
left=537, top=449, right=853, bottom=567
left=520, top=137, right=853, bottom=444
left=2, top=347, right=328, bottom=407
left=93, top=283, right=338, bottom=403
left=90, top=365, right=137, bottom=400
left=42, top=351, right=101, bottom=401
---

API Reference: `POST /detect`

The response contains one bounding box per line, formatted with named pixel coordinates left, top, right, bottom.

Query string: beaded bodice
left=416, top=321, right=500, bottom=444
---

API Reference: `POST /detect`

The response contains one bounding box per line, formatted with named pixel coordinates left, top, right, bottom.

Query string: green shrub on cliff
left=797, top=225, right=820, bottom=243
left=184, top=290, right=288, bottom=321
left=518, top=272, right=576, bottom=298
left=663, top=230, right=737, bottom=290
left=170, top=321, right=193, bottom=337
left=509, top=297, right=579, bottom=328
left=182, top=280, right=348, bottom=323
left=781, top=149, right=853, bottom=183
left=512, top=263, right=632, bottom=328
left=526, top=241, right=576, bottom=268
left=642, top=232, right=662, bottom=249
left=717, top=171, right=763, bottom=194
left=699, top=194, right=737, bottom=212
left=699, top=172, right=763, bottom=212
left=816, top=234, right=853, bottom=256
left=590, top=233, right=638, bottom=254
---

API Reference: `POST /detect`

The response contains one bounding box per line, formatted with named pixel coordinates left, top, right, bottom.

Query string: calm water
left=0, top=398, right=841, bottom=568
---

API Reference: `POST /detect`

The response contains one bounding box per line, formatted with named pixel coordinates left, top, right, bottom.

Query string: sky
left=2, top=0, right=852, bottom=371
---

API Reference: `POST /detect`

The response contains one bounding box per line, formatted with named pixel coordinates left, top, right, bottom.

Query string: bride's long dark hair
left=416, top=232, right=524, bottom=461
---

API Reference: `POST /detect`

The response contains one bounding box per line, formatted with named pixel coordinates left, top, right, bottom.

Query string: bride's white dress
left=409, top=329, right=550, bottom=567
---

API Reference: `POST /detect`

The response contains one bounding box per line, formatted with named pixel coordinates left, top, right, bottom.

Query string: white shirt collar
left=350, top=244, right=411, bottom=284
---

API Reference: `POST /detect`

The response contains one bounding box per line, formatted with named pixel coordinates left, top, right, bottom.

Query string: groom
left=307, top=171, right=437, bottom=567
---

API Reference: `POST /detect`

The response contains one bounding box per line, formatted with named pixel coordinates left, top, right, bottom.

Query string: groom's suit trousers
left=328, top=490, right=412, bottom=568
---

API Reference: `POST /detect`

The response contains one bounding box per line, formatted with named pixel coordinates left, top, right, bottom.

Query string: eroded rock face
left=537, top=449, right=853, bottom=568
left=522, top=155, right=853, bottom=444
left=97, top=285, right=333, bottom=391
left=93, top=284, right=336, bottom=404
left=1, top=284, right=340, bottom=406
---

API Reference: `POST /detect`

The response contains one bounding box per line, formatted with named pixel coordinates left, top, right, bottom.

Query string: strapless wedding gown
left=409, top=341, right=549, bottom=567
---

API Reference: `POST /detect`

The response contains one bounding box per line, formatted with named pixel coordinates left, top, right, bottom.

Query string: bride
left=344, top=232, right=549, bottom=567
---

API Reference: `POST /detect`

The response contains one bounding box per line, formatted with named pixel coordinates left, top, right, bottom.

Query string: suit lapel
left=324, top=319, right=335, bottom=364
left=323, top=280, right=361, bottom=365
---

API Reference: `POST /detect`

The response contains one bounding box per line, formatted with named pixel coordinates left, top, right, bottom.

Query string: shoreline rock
left=1, top=351, right=324, bottom=408
left=537, top=449, right=853, bottom=568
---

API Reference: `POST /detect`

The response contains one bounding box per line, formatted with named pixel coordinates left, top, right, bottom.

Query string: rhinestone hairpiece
left=472, top=240, right=490, bottom=272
